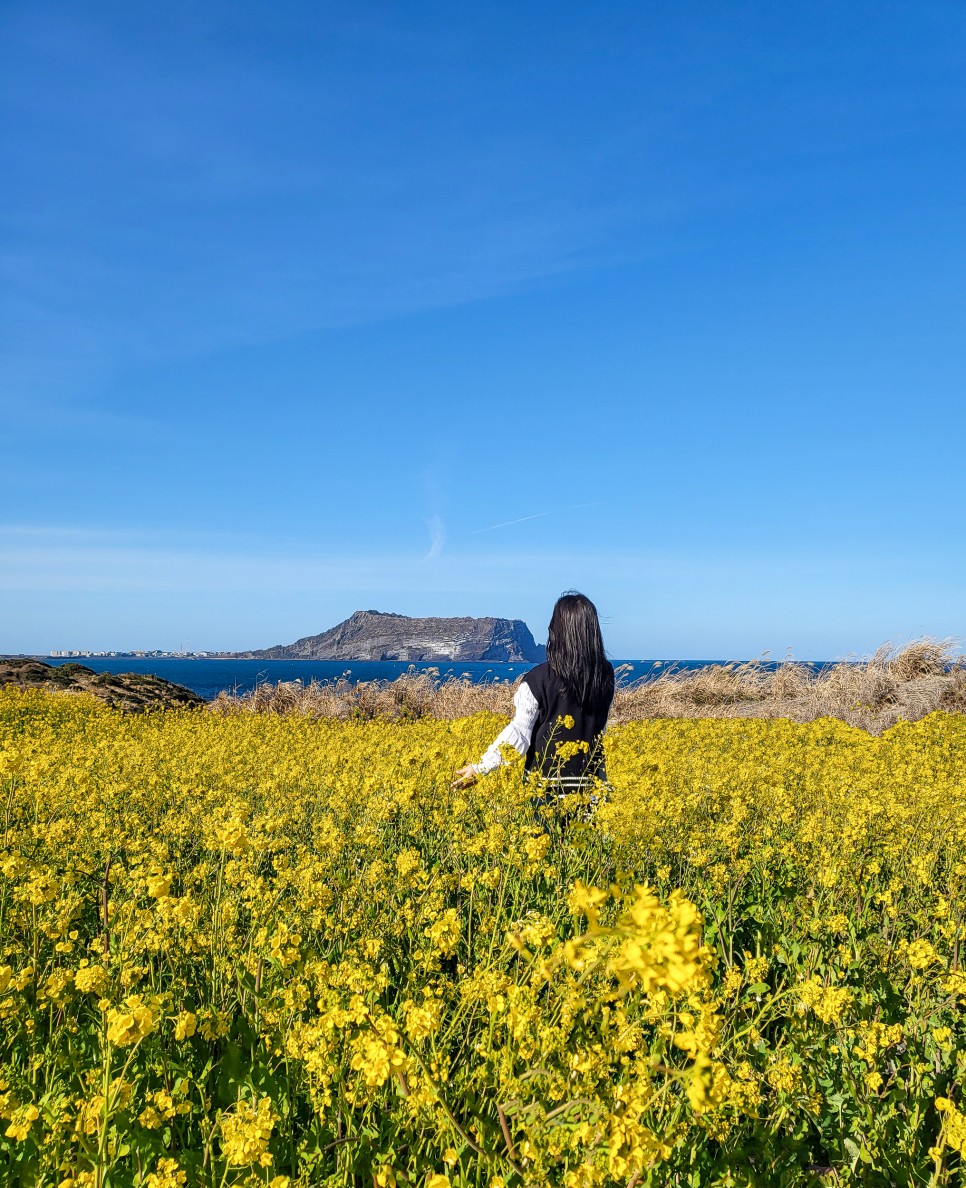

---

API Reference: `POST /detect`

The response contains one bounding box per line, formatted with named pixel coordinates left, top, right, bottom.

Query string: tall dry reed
left=209, top=638, right=966, bottom=734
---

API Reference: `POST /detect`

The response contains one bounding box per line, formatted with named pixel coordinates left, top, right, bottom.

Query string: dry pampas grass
left=209, top=667, right=511, bottom=722
left=209, top=637, right=966, bottom=734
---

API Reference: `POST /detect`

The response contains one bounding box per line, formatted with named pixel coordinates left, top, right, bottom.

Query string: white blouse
left=472, top=681, right=540, bottom=774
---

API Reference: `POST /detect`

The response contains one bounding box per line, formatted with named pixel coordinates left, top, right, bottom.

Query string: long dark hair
left=545, top=591, right=614, bottom=711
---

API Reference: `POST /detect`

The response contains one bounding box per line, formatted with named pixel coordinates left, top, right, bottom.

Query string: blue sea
left=41, top=656, right=817, bottom=703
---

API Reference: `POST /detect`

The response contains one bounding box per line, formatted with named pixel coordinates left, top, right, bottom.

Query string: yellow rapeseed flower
left=105, top=995, right=157, bottom=1047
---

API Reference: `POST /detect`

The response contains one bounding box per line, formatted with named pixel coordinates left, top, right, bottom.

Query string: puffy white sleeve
left=473, top=681, right=540, bottom=774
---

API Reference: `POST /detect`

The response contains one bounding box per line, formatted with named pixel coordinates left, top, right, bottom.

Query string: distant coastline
left=31, top=654, right=828, bottom=704
left=45, top=652, right=242, bottom=660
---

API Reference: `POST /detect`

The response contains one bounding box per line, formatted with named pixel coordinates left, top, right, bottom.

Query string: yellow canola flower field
left=2, top=689, right=966, bottom=1186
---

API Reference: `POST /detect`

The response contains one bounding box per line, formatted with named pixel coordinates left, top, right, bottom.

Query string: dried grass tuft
left=209, top=668, right=514, bottom=722
left=884, top=637, right=959, bottom=681
left=209, top=638, right=964, bottom=735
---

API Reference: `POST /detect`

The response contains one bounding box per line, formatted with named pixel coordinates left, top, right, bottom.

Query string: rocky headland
left=0, top=658, right=205, bottom=711
left=222, top=610, right=546, bottom=663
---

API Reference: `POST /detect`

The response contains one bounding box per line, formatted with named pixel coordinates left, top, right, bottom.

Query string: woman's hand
left=451, top=765, right=478, bottom=789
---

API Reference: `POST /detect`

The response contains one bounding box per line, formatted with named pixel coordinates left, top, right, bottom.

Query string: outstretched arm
left=452, top=681, right=539, bottom=788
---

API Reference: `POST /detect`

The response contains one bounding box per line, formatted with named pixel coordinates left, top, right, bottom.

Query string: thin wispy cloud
left=425, top=515, right=446, bottom=560
left=470, top=511, right=552, bottom=534
left=2, top=523, right=962, bottom=658
left=0, top=4, right=632, bottom=411
left=469, top=502, right=608, bottom=535
left=0, top=523, right=604, bottom=596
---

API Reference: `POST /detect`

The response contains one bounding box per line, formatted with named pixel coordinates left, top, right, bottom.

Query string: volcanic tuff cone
left=225, top=610, right=546, bottom=662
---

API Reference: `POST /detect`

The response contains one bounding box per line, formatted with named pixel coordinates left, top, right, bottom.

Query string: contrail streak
left=469, top=501, right=607, bottom=535
left=469, top=511, right=552, bottom=534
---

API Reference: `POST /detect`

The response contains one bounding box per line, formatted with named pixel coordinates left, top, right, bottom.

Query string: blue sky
left=3, top=0, right=965, bottom=658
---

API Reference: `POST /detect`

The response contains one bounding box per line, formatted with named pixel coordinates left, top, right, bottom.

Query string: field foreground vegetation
left=2, top=689, right=966, bottom=1186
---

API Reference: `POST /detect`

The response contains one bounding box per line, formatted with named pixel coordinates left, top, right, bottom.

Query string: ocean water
left=41, top=656, right=812, bottom=703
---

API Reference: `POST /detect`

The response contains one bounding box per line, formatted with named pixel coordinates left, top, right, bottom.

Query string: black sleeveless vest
left=521, top=662, right=614, bottom=784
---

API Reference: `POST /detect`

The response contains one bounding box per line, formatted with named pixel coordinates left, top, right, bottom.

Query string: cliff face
left=233, top=611, right=546, bottom=662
